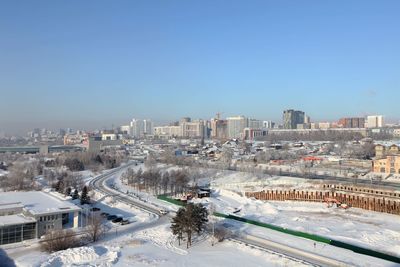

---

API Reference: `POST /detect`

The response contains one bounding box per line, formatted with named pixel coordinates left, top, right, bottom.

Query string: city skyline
left=1, top=1, right=400, bottom=133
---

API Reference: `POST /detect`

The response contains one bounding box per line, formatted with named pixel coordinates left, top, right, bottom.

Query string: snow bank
left=133, top=224, right=188, bottom=255
left=41, top=246, right=119, bottom=267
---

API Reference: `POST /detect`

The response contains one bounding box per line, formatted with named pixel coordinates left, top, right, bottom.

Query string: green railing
left=157, top=195, right=186, bottom=206
left=213, top=212, right=331, bottom=244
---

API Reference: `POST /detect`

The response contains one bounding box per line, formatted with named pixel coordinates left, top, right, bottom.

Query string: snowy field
left=14, top=224, right=311, bottom=267
left=8, top=163, right=400, bottom=267
left=191, top=189, right=400, bottom=257
left=109, top=164, right=400, bottom=258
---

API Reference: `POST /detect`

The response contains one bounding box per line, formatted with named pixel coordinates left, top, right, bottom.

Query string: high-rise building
left=227, top=116, right=248, bottom=138
left=130, top=119, right=144, bottom=137
left=248, top=119, right=264, bottom=129
left=154, top=126, right=182, bottom=137
left=128, top=119, right=154, bottom=137
left=211, top=118, right=228, bottom=139
left=283, top=109, right=305, bottom=129
left=143, top=119, right=154, bottom=135
left=180, top=120, right=204, bottom=138
left=338, top=117, right=365, bottom=128
left=263, top=121, right=275, bottom=129
left=367, top=115, right=384, bottom=128
left=304, top=115, right=311, bottom=124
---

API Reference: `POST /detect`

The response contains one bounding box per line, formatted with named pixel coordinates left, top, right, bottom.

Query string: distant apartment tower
left=367, top=115, right=384, bottom=128
left=211, top=118, right=228, bottom=139
left=180, top=119, right=205, bottom=138
left=263, top=121, right=275, bottom=129
left=283, top=109, right=305, bottom=129
left=227, top=116, right=248, bottom=138
left=129, top=119, right=153, bottom=137
left=143, top=119, right=154, bottom=135
left=154, top=126, right=182, bottom=138
left=248, top=119, right=264, bottom=129
left=130, top=119, right=144, bottom=137
left=338, top=117, right=365, bottom=128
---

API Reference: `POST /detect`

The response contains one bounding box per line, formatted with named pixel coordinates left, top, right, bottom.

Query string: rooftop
left=0, top=191, right=81, bottom=216
left=0, top=214, right=36, bottom=227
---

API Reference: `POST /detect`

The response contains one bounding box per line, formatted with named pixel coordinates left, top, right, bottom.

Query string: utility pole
left=209, top=203, right=216, bottom=246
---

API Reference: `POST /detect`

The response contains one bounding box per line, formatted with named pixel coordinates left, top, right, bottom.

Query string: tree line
left=121, top=167, right=191, bottom=196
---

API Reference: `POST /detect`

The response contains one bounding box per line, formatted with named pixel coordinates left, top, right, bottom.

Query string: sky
left=0, top=1, right=400, bottom=134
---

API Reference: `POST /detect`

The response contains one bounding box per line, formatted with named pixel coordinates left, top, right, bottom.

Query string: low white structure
left=0, top=191, right=81, bottom=245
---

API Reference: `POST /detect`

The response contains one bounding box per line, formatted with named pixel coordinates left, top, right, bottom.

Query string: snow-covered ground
left=191, top=189, right=400, bottom=257
left=110, top=164, right=400, bottom=258
left=0, top=169, right=8, bottom=176
left=16, top=224, right=311, bottom=267
left=8, top=163, right=400, bottom=267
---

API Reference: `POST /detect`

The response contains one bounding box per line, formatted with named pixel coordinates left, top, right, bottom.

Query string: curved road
left=91, top=162, right=349, bottom=267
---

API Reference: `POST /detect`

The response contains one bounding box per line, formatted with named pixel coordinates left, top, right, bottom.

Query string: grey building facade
left=283, top=109, right=305, bottom=129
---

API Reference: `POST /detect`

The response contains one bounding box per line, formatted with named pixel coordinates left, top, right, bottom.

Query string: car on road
left=159, top=209, right=168, bottom=215
left=112, top=217, right=123, bottom=223
left=120, top=219, right=130, bottom=225
left=90, top=207, right=101, bottom=212
left=107, top=215, right=118, bottom=221
left=101, top=212, right=109, bottom=218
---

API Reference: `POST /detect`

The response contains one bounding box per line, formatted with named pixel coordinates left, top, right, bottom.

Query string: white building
left=180, top=120, right=205, bottom=138
left=227, top=116, right=248, bottom=139
left=120, top=125, right=131, bottom=135
left=0, top=191, right=81, bottom=245
left=367, top=115, right=384, bottom=128
left=243, top=128, right=267, bottom=141
left=263, top=121, right=275, bottom=129
left=130, top=119, right=144, bottom=138
left=143, top=119, right=154, bottom=135
left=154, top=126, right=182, bottom=138
left=129, top=119, right=154, bottom=138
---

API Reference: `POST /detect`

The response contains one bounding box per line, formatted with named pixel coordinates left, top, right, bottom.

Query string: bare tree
left=40, top=229, right=80, bottom=252
left=86, top=213, right=106, bottom=243
left=214, top=226, right=231, bottom=242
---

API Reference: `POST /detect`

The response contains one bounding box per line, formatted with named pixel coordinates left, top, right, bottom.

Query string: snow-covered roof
left=0, top=191, right=81, bottom=216
left=0, top=214, right=36, bottom=227
left=0, top=202, right=24, bottom=211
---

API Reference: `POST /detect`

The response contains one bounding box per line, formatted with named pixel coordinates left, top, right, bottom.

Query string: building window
left=22, top=223, right=36, bottom=241
left=380, top=168, right=385, bottom=173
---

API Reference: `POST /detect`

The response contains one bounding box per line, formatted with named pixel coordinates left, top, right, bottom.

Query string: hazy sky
left=1, top=1, right=400, bottom=134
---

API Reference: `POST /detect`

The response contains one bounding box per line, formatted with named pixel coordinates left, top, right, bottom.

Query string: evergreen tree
left=171, top=203, right=208, bottom=248
left=80, top=186, right=90, bottom=205
left=55, top=180, right=64, bottom=193
left=65, top=187, right=72, bottom=196
left=171, top=208, right=185, bottom=246
left=72, top=189, right=79, bottom=200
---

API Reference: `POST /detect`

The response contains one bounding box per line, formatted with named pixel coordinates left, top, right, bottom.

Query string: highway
left=90, top=162, right=349, bottom=267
